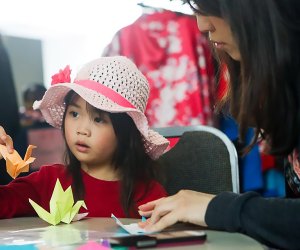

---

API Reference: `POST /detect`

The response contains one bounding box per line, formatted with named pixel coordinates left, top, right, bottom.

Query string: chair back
left=154, top=125, right=239, bottom=195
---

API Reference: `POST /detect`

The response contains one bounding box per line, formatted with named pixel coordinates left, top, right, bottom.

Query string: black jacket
left=206, top=191, right=300, bottom=249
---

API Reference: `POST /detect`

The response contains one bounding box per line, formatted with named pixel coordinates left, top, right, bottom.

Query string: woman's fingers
left=138, top=197, right=165, bottom=218
left=138, top=217, right=152, bottom=228
left=140, top=195, right=179, bottom=231
left=138, top=210, right=153, bottom=217
left=145, top=210, right=179, bottom=232
left=138, top=190, right=215, bottom=232
left=138, top=196, right=176, bottom=229
left=139, top=200, right=178, bottom=231
left=138, top=197, right=164, bottom=212
left=147, top=196, right=177, bottom=224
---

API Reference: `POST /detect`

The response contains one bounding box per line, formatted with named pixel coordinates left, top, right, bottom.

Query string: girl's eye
left=94, top=117, right=103, bottom=123
left=70, top=111, right=78, bottom=118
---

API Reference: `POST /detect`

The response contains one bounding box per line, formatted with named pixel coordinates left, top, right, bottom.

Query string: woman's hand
left=0, top=126, right=14, bottom=159
left=138, top=190, right=215, bottom=232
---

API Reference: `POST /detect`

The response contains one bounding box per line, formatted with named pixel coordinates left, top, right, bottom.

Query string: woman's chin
left=228, top=51, right=241, bottom=61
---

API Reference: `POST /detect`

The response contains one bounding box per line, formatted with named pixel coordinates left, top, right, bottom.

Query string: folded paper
left=111, top=213, right=146, bottom=235
left=0, top=144, right=36, bottom=179
left=29, top=179, right=88, bottom=225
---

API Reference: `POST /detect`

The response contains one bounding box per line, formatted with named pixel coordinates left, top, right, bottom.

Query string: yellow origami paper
left=29, top=179, right=88, bottom=226
left=0, top=144, right=36, bottom=179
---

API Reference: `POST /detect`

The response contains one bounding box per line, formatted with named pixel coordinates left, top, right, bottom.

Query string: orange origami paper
left=0, top=144, right=36, bottom=179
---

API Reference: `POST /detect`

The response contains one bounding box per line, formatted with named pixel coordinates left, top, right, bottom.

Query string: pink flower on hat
left=51, top=65, right=71, bottom=85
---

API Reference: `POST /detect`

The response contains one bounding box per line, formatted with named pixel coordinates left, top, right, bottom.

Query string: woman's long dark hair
left=187, top=0, right=300, bottom=155
left=62, top=91, right=159, bottom=216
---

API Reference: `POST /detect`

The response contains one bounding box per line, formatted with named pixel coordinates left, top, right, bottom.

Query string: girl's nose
left=76, top=123, right=91, bottom=137
left=196, top=15, right=215, bottom=34
left=76, top=130, right=90, bottom=136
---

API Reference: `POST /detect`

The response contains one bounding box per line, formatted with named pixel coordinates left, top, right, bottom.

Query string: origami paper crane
left=111, top=213, right=147, bottom=235
left=29, top=179, right=88, bottom=225
left=0, top=144, right=36, bottom=179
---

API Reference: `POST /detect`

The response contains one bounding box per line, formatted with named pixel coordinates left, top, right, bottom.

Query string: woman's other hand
left=138, top=190, right=215, bottom=232
left=0, top=126, right=14, bottom=159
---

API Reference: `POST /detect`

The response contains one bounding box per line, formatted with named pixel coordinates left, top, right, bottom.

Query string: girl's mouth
left=75, top=142, right=89, bottom=153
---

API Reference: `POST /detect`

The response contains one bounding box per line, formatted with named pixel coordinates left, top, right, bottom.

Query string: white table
left=0, top=217, right=264, bottom=249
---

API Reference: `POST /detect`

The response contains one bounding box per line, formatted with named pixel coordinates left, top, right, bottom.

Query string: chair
left=153, top=125, right=240, bottom=195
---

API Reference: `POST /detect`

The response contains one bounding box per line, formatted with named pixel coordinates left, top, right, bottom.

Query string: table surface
left=0, top=217, right=264, bottom=250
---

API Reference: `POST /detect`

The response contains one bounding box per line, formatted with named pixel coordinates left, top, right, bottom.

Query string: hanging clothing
left=103, top=9, right=215, bottom=127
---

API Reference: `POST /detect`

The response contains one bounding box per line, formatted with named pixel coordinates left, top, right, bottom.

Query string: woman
left=138, top=1, right=300, bottom=249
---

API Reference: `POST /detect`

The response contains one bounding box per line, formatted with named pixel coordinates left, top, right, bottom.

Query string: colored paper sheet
left=77, top=241, right=110, bottom=250
left=0, top=144, right=36, bottom=179
left=0, top=245, right=38, bottom=250
left=29, top=179, right=88, bottom=225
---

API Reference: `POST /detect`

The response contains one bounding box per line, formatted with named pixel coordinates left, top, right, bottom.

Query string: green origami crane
left=29, top=179, right=88, bottom=225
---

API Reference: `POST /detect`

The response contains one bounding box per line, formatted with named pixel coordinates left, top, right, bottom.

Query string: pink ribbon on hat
left=51, top=65, right=136, bottom=109
left=74, top=79, right=136, bottom=109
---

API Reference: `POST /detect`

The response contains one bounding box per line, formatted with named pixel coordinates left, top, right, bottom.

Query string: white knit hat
left=33, top=56, right=169, bottom=159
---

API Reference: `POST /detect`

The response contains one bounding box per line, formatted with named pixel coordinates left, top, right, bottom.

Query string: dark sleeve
left=205, top=191, right=300, bottom=249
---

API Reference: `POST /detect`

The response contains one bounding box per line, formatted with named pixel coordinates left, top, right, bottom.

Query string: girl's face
left=196, top=14, right=241, bottom=61
left=64, top=96, right=117, bottom=170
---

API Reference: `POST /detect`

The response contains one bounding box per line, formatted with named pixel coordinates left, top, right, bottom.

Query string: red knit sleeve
left=0, top=164, right=68, bottom=219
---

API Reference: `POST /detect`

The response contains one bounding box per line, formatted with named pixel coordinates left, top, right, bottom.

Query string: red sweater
left=0, top=164, right=167, bottom=219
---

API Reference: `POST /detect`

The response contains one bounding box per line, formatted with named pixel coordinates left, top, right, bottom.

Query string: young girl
left=0, top=56, right=169, bottom=218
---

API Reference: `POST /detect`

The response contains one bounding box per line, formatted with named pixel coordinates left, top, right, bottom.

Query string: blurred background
left=0, top=0, right=192, bottom=104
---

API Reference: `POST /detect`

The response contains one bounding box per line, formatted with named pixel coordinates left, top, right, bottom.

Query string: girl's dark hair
left=187, top=0, right=300, bottom=155
left=62, top=91, right=159, bottom=216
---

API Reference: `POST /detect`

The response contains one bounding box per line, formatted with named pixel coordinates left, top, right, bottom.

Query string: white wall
left=0, top=0, right=192, bottom=89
